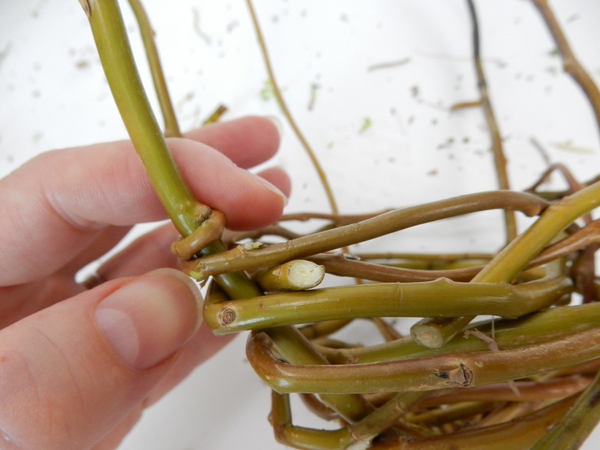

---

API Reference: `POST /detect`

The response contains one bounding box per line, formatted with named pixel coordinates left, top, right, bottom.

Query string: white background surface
left=1, top=1, right=600, bottom=449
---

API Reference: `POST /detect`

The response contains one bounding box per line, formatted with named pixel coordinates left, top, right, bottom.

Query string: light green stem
left=127, top=0, right=181, bottom=137
left=206, top=275, right=571, bottom=334
left=415, top=181, right=600, bottom=347
left=83, top=0, right=261, bottom=300
left=85, top=0, right=201, bottom=236
left=530, top=369, right=600, bottom=450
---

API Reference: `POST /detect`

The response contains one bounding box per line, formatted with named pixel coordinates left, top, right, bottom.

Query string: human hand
left=0, top=116, right=289, bottom=450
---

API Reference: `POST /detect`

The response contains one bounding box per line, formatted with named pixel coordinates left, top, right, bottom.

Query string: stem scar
left=218, top=307, right=237, bottom=326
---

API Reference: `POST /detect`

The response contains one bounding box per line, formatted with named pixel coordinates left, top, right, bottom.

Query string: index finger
left=0, top=117, right=289, bottom=286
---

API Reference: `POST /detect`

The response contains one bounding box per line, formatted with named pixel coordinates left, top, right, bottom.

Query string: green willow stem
left=206, top=275, right=572, bottom=334
left=319, top=301, right=600, bottom=364
left=84, top=0, right=201, bottom=236
left=248, top=326, right=600, bottom=394
left=270, top=392, right=576, bottom=450
left=245, top=0, right=339, bottom=215
left=269, top=392, right=351, bottom=450
left=204, top=281, right=374, bottom=422
left=530, top=370, right=600, bottom=450
left=411, top=316, right=473, bottom=349
left=465, top=0, right=516, bottom=243
left=127, top=0, right=181, bottom=137
left=414, top=180, right=600, bottom=347
left=263, top=326, right=375, bottom=423
left=83, top=0, right=261, bottom=300
left=476, top=182, right=600, bottom=284
left=193, top=191, right=548, bottom=277
left=252, top=260, right=325, bottom=292
left=347, top=391, right=426, bottom=446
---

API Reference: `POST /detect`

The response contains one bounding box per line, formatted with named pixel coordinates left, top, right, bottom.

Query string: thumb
left=0, top=269, right=202, bottom=450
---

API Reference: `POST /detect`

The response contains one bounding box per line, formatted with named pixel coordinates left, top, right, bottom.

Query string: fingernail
left=94, top=269, right=203, bottom=370
left=249, top=171, right=289, bottom=207
left=264, top=115, right=283, bottom=139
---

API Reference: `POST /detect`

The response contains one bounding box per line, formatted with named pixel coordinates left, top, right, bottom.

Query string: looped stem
left=171, top=210, right=226, bottom=261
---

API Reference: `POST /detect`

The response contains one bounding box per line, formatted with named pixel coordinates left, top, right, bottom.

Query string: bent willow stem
left=248, top=327, right=600, bottom=394
left=192, top=191, right=548, bottom=278
left=413, top=180, right=600, bottom=347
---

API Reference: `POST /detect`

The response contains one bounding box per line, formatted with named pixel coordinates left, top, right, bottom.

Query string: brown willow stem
left=271, top=393, right=576, bottom=450
left=202, top=104, right=227, bottom=125
left=354, top=251, right=493, bottom=262
left=320, top=218, right=599, bottom=284
left=192, top=191, right=548, bottom=277
left=466, top=0, right=516, bottom=243
left=419, top=376, right=592, bottom=407
left=206, top=275, right=571, bottom=334
left=127, top=0, right=181, bottom=137
left=280, top=210, right=392, bottom=225
left=530, top=369, right=600, bottom=450
left=370, top=397, right=576, bottom=450
left=299, top=394, right=339, bottom=421
left=299, top=319, right=354, bottom=340
left=532, top=0, right=600, bottom=137
left=245, top=0, right=339, bottom=214
left=82, top=0, right=261, bottom=300
left=248, top=326, right=600, bottom=394
left=307, top=253, right=477, bottom=282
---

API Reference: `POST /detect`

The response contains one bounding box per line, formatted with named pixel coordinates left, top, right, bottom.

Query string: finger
left=93, top=167, right=292, bottom=283
left=60, top=225, right=131, bottom=277
left=256, top=166, right=292, bottom=199
left=0, top=128, right=289, bottom=285
left=183, top=116, right=282, bottom=169
left=0, top=269, right=202, bottom=450
left=95, top=222, right=180, bottom=281
left=92, top=326, right=236, bottom=450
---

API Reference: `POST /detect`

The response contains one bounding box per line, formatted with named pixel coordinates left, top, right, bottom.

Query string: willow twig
left=127, top=0, right=181, bottom=137
left=532, top=0, right=600, bottom=137
left=192, top=191, right=548, bottom=278
left=465, top=0, right=516, bottom=243
left=318, top=301, right=600, bottom=365
left=531, top=370, right=600, bottom=450
left=246, top=0, right=339, bottom=214
left=202, top=104, right=228, bottom=125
